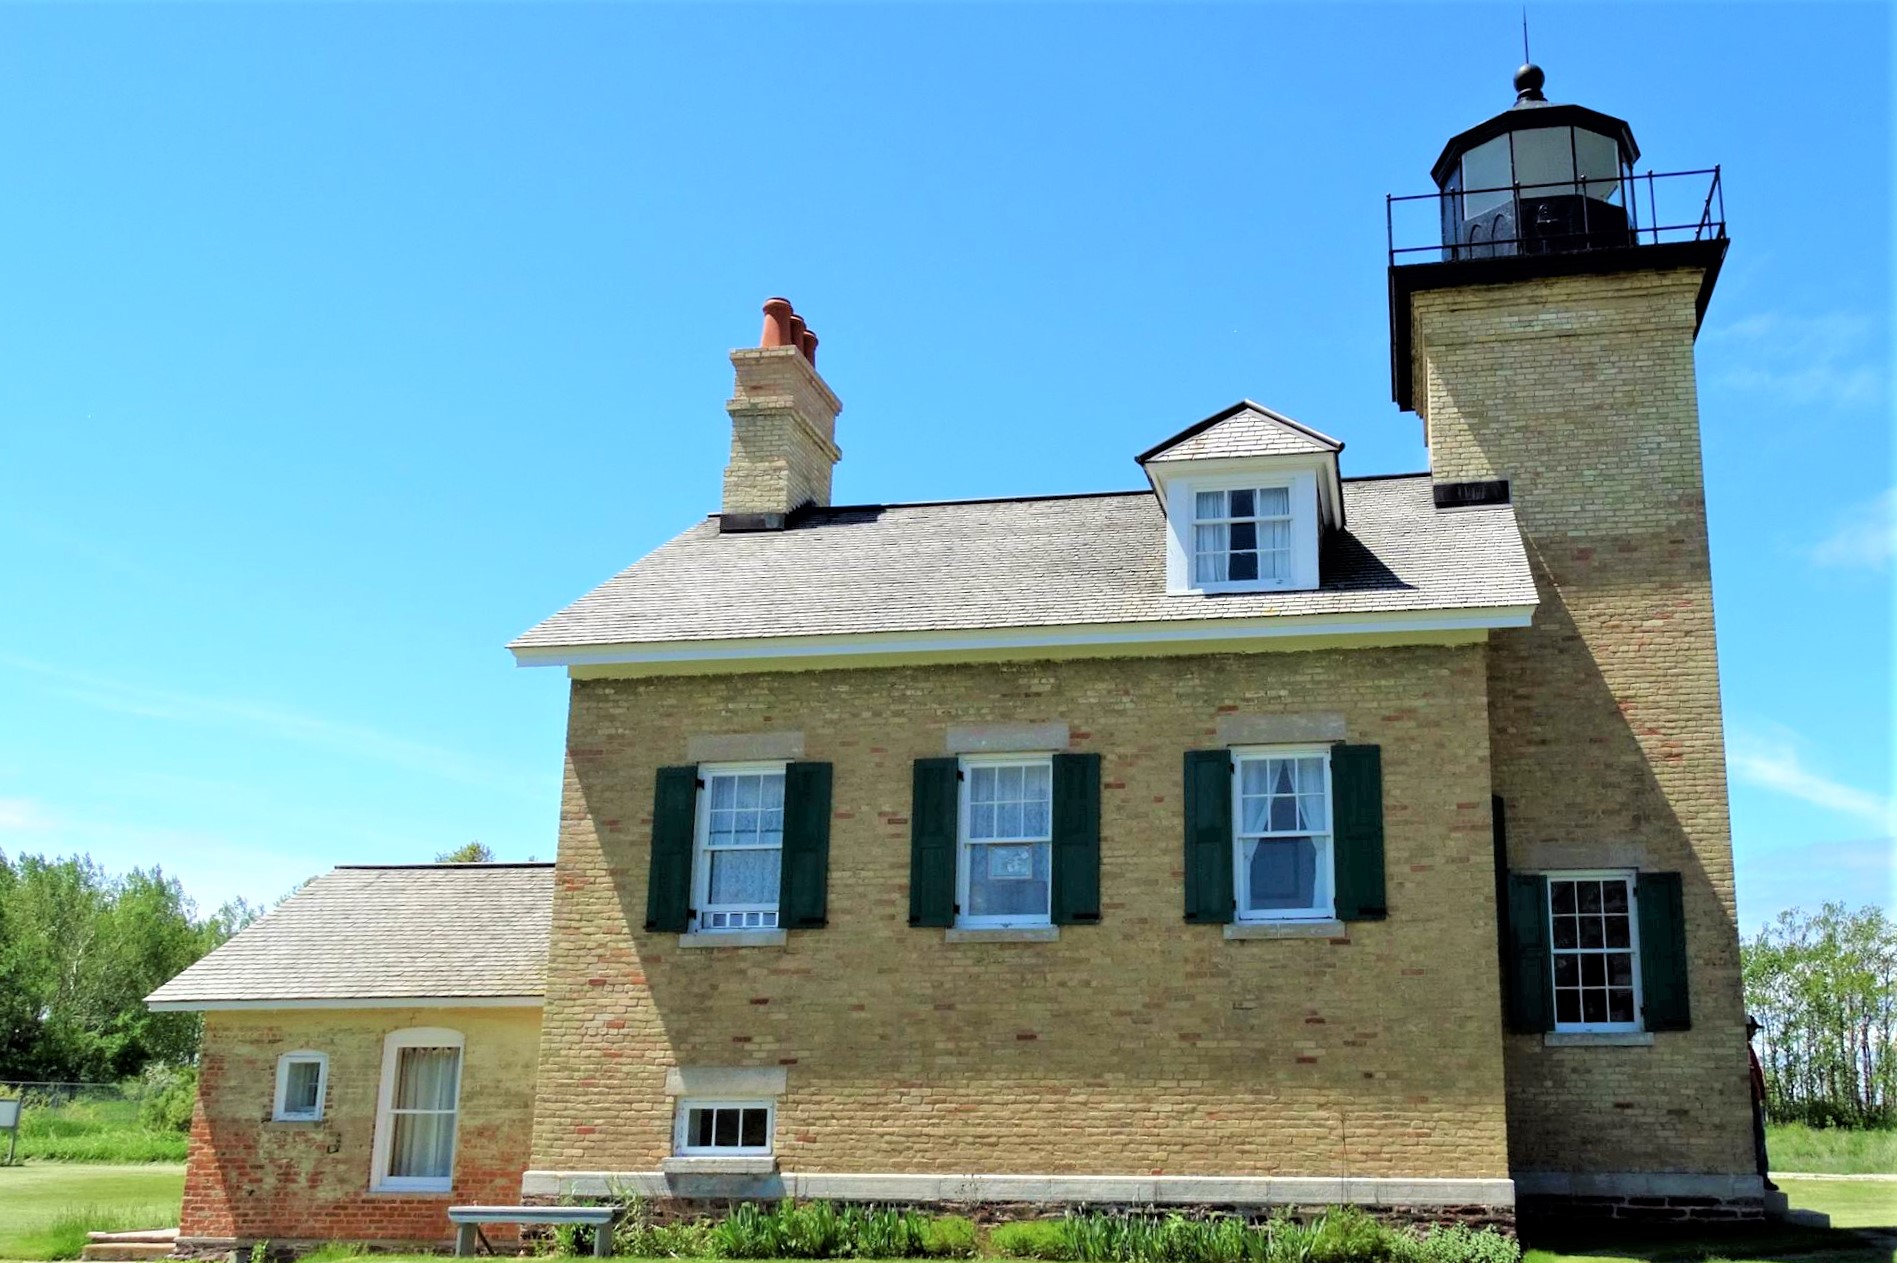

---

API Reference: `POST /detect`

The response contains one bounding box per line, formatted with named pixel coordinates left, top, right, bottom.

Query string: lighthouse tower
left=1390, top=67, right=1762, bottom=1215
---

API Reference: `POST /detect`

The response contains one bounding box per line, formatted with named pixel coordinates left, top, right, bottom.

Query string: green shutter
left=779, top=761, right=833, bottom=929
left=1503, top=872, right=1554, bottom=1033
left=1332, top=744, right=1387, bottom=921
left=908, top=758, right=959, bottom=927
left=1050, top=753, right=1102, bottom=925
left=645, top=766, right=698, bottom=933
left=1182, top=750, right=1234, bottom=924
left=1637, top=871, right=1692, bottom=1031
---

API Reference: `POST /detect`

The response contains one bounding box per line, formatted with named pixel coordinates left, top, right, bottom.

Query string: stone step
left=80, top=1244, right=176, bottom=1261
left=89, top=1230, right=179, bottom=1245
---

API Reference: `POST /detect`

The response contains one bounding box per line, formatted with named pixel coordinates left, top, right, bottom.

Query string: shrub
left=920, top=1214, right=978, bottom=1259
left=132, top=1065, right=198, bottom=1133
left=1388, top=1226, right=1518, bottom=1263
left=993, top=1219, right=1072, bottom=1260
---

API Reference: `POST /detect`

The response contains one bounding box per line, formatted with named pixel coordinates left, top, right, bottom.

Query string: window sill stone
left=944, top=926, right=1060, bottom=943
left=678, top=930, right=787, bottom=949
left=660, top=1156, right=778, bottom=1176
left=1223, top=920, right=1347, bottom=940
left=1544, top=1030, right=1654, bottom=1047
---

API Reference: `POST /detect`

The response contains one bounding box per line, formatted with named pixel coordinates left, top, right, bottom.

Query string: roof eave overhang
left=509, top=602, right=1539, bottom=676
left=147, top=994, right=546, bottom=1013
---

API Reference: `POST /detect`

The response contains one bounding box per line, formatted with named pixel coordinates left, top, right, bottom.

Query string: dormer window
left=1194, top=486, right=1293, bottom=585
left=1135, top=401, right=1347, bottom=598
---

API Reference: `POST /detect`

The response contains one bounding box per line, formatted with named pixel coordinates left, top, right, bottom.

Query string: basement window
left=674, top=1099, right=773, bottom=1156
left=272, top=1051, right=328, bottom=1122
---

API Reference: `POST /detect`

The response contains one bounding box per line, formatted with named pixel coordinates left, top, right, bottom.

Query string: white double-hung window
left=693, top=763, right=786, bottom=931
left=1232, top=746, right=1334, bottom=921
left=371, top=1027, right=463, bottom=1193
left=1194, top=485, right=1293, bottom=586
left=1548, top=871, right=1642, bottom=1031
left=958, top=755, right=1053, bottom=927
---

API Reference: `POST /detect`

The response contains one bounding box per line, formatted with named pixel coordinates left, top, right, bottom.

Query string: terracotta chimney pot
left=800, top=329, right=819, bottom=365
left=760, top=297, right=795, bottom=348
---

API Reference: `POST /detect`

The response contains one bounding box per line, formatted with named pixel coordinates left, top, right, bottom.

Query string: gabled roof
left=146, top=864, right=553, bottom=1010
left=509, top=475, right=1535, bottom=658
left=1137, top=401, right=1343, bottom=464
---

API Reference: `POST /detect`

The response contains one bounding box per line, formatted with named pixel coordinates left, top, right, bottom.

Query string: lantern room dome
left=1431, top=65, right=1640, bottom=258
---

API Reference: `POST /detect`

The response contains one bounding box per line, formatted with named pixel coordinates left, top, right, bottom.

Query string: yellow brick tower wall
left=529, top=646, right=1513, bottom=1186
left=1410, top=267, right=1754, bottom=1178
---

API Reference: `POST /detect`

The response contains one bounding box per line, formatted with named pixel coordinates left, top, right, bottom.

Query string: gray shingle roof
left=1140, top=402, right=1342, bottom=462
left=510, top=475, right=1535, bottom=652
left=146, top=865, right=552, bottom=1008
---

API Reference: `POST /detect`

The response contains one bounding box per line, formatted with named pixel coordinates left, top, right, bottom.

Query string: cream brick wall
left=1411, top=267, right=1753, bottom=1177
left=183, top=1007, right=541, bottom=1244
left=530, top=646, right=1511, bottom=1182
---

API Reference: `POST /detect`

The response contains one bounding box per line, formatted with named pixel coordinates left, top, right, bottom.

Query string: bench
left=447, top=1205, right=620, bottom=1257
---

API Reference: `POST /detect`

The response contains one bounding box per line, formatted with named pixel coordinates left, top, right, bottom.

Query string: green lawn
left=8, top=1096, right=189, bottom=1164
left=1771, top=1126, right=1897, bottom=1176
left=0, top=1162, right=183, bottom=1261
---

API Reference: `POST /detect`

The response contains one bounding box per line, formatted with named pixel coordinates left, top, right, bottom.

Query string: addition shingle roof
left=1138, top=401, right=1343, bottom=463
left=145, top=864, right=553, bottom=1009
left=510, top=474, right=1535, bottom=653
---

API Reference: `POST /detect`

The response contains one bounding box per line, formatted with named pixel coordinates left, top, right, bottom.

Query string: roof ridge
left=333, top=862, right=555, bottom=870
left=711, top=475, right=1432, bottom=517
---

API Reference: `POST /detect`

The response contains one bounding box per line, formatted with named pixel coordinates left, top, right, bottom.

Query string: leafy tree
left=1743, top=903, right=1896, bottom=1128
left=435, top=842, right=495, bottom=864
left=0, top=850, right=249, bottom=1083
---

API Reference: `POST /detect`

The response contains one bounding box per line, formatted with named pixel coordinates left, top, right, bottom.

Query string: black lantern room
left=1433, top=65, right=1638, bottom=258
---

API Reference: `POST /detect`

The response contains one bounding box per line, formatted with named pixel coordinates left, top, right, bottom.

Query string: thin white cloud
left=1728, top=724, right=1894, bottom=832
left=0, top=654, right=532, bottom=793
left=0, top=796, right=52, bottom=832
left=1811, top=487, right=1894, bottom=571
left=1707, top=311, right=1887, bottom=408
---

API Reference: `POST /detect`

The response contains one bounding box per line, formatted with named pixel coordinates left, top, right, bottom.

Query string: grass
left=1521, top=1178, right=1896, bottom=1263
left=8, top=1096, right=190, bottom=1164
left=1781, top=1178, right=1897, bottom=1231
left=0, top=1162, right=184, bottom=1261
left=1770, top=1126, right=1897, bottom=1176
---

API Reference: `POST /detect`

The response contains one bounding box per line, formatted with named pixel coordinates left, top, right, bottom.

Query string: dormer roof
left=1137, top=401, right=1343, bottom=465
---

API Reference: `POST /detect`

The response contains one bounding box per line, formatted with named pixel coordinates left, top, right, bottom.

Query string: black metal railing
left=1387, top=166, right=1724, bottom=266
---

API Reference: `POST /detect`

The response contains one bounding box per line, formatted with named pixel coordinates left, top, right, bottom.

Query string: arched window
left=370, top=1027, right=464, bottom=1193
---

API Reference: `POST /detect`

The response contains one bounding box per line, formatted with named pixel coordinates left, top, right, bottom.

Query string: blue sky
left=0, top=3, right=1888, bottom=937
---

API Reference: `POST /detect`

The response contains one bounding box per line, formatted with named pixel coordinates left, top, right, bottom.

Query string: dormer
left=1137, top=401, right=1346, bottom=595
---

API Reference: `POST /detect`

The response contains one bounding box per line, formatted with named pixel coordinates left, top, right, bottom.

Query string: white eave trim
left=510, top=603, right=1537, bottom=671
left=146, top=994, right=544, bottom=1013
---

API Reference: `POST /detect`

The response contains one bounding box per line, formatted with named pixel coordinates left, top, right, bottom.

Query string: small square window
left=674, top=1099, right=773, bottom=1156
left=273, top=1051, right=328, bottom=1122
left=958, top=756, right=1053, bottom=927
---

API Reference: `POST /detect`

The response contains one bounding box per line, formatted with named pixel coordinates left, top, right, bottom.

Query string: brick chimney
left=720, top=297, right=842, bottom=530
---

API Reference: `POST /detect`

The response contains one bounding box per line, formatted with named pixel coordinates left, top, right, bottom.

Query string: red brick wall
left=182, top=1006, right=540, bottom=1246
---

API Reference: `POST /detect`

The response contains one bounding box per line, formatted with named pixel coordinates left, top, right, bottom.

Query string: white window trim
left=1546, top=868, right=1645, bottom=1035
left=691, top=760, right=789, bottom=934
left=1161, top=468, right=1322, bottom=595
left=272, top=1050, right=328, bottom=1123
left=370, top=1027, right=464, bottom=1194
left=1230, top=744, right=1335, bottom=924
left=956, top=752, right=1055, bottom=930
left=673, top=1097, right=775, bottom=1157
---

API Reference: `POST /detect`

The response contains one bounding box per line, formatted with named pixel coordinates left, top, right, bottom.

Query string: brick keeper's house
left=149, top=63, right=1762, bottom=1247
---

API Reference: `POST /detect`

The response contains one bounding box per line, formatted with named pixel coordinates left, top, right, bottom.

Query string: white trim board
left=521, top=1170, right=1515, bottom=1208
left=147, top=995, right=543, bottom=1013
left=515, top=605, right=1537, bottom=678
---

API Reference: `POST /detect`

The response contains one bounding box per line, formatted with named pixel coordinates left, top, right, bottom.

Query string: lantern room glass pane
left=1512, top=126, right=1576, bottom=195
left=1574, top=128, right=1622, bottom=200
left=1461, top=135, right=1512, bottom=216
